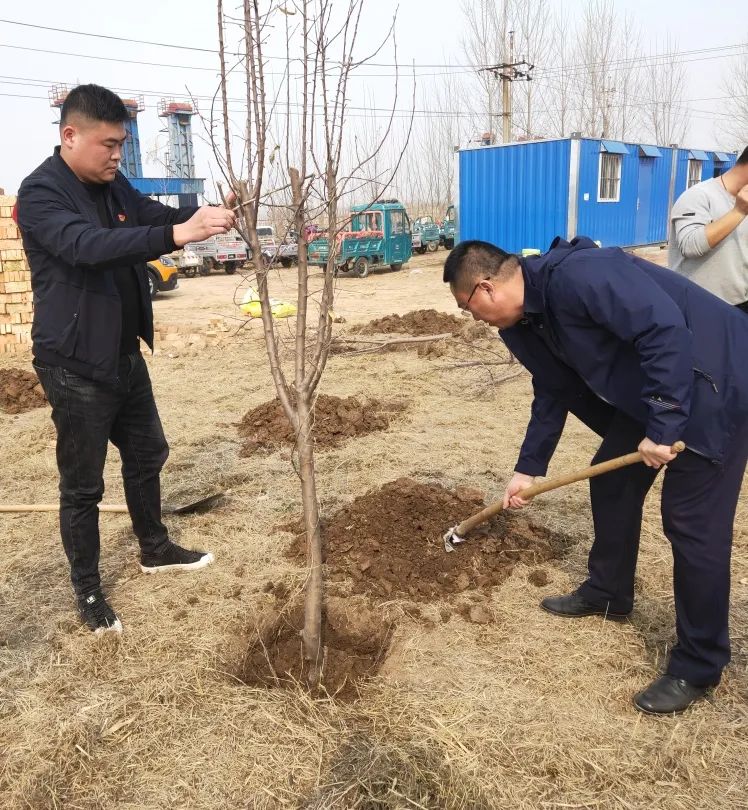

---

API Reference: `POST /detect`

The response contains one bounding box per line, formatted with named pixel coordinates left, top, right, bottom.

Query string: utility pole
left=601, top=85, right=616, bottom=139
left=503, top=31, right=514, bottom=144
left=481, top=30, right=534, bottom=145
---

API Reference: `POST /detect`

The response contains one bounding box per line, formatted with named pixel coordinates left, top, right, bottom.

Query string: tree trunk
left=297, top=394, right=323, bottom=687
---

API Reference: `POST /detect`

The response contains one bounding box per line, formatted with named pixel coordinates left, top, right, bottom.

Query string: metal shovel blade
left=165, top=492, right=226, bottom=515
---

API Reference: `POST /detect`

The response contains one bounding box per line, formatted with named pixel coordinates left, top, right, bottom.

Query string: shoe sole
left=139, top=552, right=215, bottom=574
left=93, top=618, right=123, bottom=635
left=540, top=603, right=631, bottom=622
left=632, top=696, right=702, bottom=715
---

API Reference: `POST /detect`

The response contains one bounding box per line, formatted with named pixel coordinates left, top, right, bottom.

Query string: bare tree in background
left=511, top=0, right=552, bottom=139
left=573, top=0, right=644, bottom=140
left=610, top=13, right=643, bottom=141
left=722, top=42, right=748, bottom=148
left=460, top=0, right=510, bottom=139
left=541, top=6, right=575, bottom=138
left=400, top=69, right=464, bottom=216
left=641, top=36, right=689, bottom=146
left=576, top=0, right=617, bottom=137
left=212, top=0, right=408, bottom=687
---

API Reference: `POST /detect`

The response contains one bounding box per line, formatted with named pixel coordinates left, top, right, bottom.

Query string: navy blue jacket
left=17, top=148, right=198, bottom=382
left=501, top=237, right=748, bottom=475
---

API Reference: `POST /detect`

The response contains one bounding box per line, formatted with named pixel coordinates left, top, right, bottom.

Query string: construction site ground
left=2, top=245, right=747, bottom=809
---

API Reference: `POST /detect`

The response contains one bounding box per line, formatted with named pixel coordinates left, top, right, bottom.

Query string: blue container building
left=456, top=136, right=737, bottom=252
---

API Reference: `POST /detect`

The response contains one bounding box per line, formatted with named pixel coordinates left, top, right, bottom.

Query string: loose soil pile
left=351, top=309, right=465, bottom=336
left=334, top=310, right=497, bottom=359
left=238, top=598, right=392, bottom=700
left=238, top=394, right=402, bottom=455
left=285, top=478, right=564, bottom=601
left=0, top=368, right=46, bottom=414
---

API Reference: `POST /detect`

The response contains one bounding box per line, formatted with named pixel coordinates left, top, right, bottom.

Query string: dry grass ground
left=1, top=251, right=747, bottom=809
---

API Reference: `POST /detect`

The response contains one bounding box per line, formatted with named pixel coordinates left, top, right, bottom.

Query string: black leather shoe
left=540, top=591, right=631, bottom=621
left=634, top=675, right=709, bottom=715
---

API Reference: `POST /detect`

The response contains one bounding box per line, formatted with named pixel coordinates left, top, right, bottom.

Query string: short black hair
left=60, top=84, right=129, bottom=126
left=736, top=146, right=748, bottom=166
left=443, top=240, right=519, bottom=289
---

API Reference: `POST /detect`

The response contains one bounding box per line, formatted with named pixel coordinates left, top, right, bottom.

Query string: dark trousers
left=34, top=353, right=170, bottom=597
left=576, top=411, right=748, bottom=686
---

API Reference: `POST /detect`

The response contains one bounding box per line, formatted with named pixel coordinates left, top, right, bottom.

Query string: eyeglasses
left=459, top=279, right=487, bottom=313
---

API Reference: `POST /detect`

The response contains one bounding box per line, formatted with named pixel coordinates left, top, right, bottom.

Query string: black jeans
left=577, top=411, right=748, bottom=686
left=34, top=352, right=170, bottom=596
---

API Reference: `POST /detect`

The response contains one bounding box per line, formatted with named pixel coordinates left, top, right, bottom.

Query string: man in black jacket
left=17, top=84, right=237, bottom=634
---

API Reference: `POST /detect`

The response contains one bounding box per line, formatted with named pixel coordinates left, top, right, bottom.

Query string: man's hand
left=735, top=184, right=748, bottom=217
left=173, top=206, right=236, bottom=247
left=502, top=472, right=536, bottom=509
left=638, top=437, right=678, bottom=469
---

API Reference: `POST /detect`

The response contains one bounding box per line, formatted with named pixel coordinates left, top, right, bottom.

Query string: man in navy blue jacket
left=17, top=85, right=237, bottom=634
left=444, top=236, right=748, bottom=714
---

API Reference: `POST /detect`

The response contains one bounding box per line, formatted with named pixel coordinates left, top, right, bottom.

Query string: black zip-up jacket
left=17, top=148, right=199, bottom=382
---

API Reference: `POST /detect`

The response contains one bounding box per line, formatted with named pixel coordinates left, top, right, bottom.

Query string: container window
left=598, top=153, right=622, bottom=202
left=687, top=159, right=702, bottom=188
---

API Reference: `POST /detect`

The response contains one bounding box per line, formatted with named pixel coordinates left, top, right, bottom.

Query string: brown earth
left=350, top=308, right=466, bottom=336
left=238, top=597, right=392, bottom=701
left=238, top=393, right=402, bottom=455
left=284, top=478, right=564, bottom=601
left=0, top=368, right=46, bottom=414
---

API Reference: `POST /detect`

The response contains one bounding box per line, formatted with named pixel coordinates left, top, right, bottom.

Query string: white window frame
left=598, top=152, right=622, bottom=202
left=687, top=159, right=702, bottom=188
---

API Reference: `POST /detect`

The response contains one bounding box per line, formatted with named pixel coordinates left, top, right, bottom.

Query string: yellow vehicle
left=146, top=255, right=179, bottom=299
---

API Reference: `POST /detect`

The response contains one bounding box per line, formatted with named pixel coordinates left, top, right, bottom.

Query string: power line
left=3, top=73, right=744, bottom=110
left=2, top=16, right=746, bottom=76
left=0, top=42, right=472, bottom=80
left=0, top=18, right=220, bottom=54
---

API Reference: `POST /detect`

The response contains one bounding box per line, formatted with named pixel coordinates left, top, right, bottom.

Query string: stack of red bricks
left=0, top=195, right=33, bottom=355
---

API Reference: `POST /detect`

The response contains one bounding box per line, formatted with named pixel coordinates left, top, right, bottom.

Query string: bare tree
left=641, top=36, right=689, bottom=146
left=610, top=13, right=643, bottom=141
left=460, top=0, right=511, bottom=140
left=721, top=41, right=748, bottom=148
left=212, top=0, right=408, bottom=687
left=511, top=0, right=552, bottom=139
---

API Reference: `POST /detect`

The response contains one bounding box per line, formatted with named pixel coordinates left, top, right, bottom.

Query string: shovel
left=443, top=442, right=685, bottom=552
left=0, top=492, right=226, bottom=516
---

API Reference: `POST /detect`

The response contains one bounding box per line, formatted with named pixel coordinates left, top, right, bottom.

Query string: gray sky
left=0, top=0, right=745, bottom=195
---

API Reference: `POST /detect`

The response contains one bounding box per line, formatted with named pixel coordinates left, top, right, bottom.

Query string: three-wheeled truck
left=440, top=205, right=457, bottom=250
left=307, top=200, right=413, bottom=278
left=411, top=215, right=441, bottom=254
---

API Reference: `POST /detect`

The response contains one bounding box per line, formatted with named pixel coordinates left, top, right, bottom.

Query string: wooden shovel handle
left=0, top=504, right=130, bottom=514
left=454, top=440, right=686, bottom=538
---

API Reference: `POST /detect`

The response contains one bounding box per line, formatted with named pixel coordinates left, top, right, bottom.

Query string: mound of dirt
left=284, top=478, right=564, bottom=601
left=0, top=368, right=46, bottom=414
left=238, top=394, right=402, bottom=455
left=238, top=597, right=392, bottom=701
left=351, top=309, right=465, bottom=336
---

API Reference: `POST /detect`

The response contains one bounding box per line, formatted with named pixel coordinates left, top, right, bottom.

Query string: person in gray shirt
left=668, top=146, right=748, bottom=311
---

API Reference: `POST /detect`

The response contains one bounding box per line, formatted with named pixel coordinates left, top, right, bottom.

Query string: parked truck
left=307, top=200, right=413, bottom=278
left=411, top=215, right=441, bottom=254
left=441, top=205, right=456, bottom=250
left=167, top=248, right=202, bottom=277
left=186, top=230, right=248, bottom=275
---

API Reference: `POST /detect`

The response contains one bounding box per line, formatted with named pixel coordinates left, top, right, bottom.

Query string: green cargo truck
left=411, top=215, right=441, bottom=254
left=308, top=200, right=413, bottom=278
left=441, top=205, right=457, bottom=250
